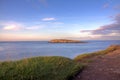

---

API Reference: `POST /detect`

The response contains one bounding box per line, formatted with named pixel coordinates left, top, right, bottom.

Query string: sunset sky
left=0, top=0, right=120, bottom=41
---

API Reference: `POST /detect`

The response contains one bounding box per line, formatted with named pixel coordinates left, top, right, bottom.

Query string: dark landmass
left=49, top=39, right=86, bottom=43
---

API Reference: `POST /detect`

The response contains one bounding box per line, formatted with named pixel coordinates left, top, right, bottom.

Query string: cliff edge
left=74, top=45, right=120, bottom=80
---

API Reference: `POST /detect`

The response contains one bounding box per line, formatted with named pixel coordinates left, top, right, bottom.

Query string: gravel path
left=74, top=45, right=120, bottom=80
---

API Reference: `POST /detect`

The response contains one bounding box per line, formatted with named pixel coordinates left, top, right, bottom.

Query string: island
left=49, top=39, right=86, bottom=43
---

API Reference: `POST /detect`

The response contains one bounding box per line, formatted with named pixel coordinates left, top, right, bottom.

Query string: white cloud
left=1, top=22, right=24, bottom=30
left=0, top=21, right=45, bottom=31
left=42, top=17, right=56, bottom=21
left=25, top=25, right=43, bottom=30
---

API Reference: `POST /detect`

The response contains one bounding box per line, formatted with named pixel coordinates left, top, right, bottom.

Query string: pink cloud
left=80, top=13, right=120, bottom=36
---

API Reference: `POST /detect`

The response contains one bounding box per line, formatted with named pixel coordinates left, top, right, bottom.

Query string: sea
left=0, top=40, right=120, bottom=61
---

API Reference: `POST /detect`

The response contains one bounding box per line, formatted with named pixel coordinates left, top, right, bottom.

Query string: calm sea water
left=0, top=40, right=120, bottom=61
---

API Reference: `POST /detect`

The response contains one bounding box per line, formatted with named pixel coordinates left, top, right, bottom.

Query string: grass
left=74, top=45, right=117, bottom=61
left=0, top=56, right=83, bottom=80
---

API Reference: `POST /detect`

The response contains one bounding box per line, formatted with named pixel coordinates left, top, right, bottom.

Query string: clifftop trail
left=74, top=45, right=120, bottom=80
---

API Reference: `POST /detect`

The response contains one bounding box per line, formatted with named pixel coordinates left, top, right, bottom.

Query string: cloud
left=1, top=22, right=24, bottom=30
left=114, top=5, right=120, bottom=10
left=114, top=13, right=120, bottom=23
left=80, top=13, right=120, bottom=39
left=67, top=35, right=120, bottom=40
left=0, top=21, right=44, bottom=31
left=25, top=25, right=43, bottom=30
left=0, top=47, right=4, bottom=51
left=103, top=3, right=109, bottom=8
left=42, top=17, right=56, bottom=21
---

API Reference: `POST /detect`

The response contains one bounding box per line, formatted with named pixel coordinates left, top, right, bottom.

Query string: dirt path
left=74, top=45, right=120, bottom=80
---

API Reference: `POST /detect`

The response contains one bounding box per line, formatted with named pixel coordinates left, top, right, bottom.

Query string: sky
left=0, top=0, right=120, bottom=41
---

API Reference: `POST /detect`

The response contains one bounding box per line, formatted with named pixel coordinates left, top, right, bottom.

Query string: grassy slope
left=74, top=45, right=119, bottom=62
left=0, top=56, right=83, bottom=80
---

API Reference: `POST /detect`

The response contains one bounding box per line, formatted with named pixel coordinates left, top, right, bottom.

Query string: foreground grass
left=0, top=56, right=83, bottom=80
left=74, top=45, right=119, bottom=61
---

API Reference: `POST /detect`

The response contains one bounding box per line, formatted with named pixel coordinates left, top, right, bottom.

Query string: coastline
left=74, top=45, right=120, bottom=80
left=0, top=45, right=120, bottom=80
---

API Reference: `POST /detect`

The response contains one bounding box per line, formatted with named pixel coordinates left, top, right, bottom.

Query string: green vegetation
left=74, top=45, right=118, bottom=61
left=0, top=56, right=83, bottom=80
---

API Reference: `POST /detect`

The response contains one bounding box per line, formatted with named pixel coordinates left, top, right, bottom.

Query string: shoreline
left=0, top=45, right=120, bottom=80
